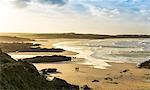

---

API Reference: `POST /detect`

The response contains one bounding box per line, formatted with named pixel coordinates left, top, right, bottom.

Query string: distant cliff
left=20, top=33, right=150, bottom=39
left=0, top=49, right=79, bottom=90
left=1, top=33, right=150, bottom=39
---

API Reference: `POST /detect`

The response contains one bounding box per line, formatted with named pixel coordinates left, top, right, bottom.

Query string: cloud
left=12, top=0, right=68, bottom=8
left=13, top=0, right=30, bottom=8
left=38, top=0, right=68, bottom=6
left=11, top=0, right=150, bottom=22
left=88, top=5, right=120, bottom=17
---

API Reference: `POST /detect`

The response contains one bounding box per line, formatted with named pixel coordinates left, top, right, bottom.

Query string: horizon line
left=0, top=32, right=150, bottom=36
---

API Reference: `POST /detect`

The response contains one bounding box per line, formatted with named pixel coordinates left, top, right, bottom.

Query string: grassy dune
left=0, top=49, right=79, bottom=90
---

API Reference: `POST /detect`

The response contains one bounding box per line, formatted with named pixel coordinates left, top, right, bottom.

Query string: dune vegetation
left=0, top=49, right=79, bottom=90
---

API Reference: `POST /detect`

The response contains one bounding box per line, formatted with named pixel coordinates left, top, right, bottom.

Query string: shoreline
left=6, top=38, right=150, bottom=69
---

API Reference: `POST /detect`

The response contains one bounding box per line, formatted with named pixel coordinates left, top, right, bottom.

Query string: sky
left=0, top=0, right=150, bottom=35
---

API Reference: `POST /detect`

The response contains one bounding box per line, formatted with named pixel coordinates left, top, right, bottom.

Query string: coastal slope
left=0, top=49, right=79, bottom=90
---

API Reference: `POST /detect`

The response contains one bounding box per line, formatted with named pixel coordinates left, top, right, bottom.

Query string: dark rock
left=104, top=77, right=113, bottom=81
left=47, top=68, right=57, bottom=73
left=92, top=80, right=99, bottom=82
left=18, top=48, right=65, bottom=52
left=52, top=77, right=79, bottom=89
left=22, top=55, right=72, bottom=63
left=82, top=85, right=91, bottom=90
left=110, top=82, right=119, bottom=84
left=114, top=82, right=119, bottom=84
left=138, top=60, right=150, bottom=69
left=40, top=68, right=57, bottom=75
left=120, top=69, right=129, bottom=73
left=123, top=69, right=129, bottom=72
left=41, top=69, right=48, bottom=75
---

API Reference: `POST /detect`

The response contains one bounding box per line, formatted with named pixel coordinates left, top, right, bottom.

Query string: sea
left=9, top=38, right=150, bottom=69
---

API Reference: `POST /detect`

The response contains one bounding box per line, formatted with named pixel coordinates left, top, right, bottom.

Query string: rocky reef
left=0, top=43, right=65, bottom=53
left=21, top=55, right=71, bottom=63
left=18, top=48, right=65, bottom=52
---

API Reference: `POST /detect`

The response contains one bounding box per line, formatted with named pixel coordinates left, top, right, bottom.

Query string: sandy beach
left=34, top=60, right=150, bottom=90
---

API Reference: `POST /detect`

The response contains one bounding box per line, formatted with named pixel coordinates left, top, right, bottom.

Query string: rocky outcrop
left=18, top=48, right=65, bottom=52
left=21, top=55, right=72, bottom=63
left=138, top=60, right=150, bottom=69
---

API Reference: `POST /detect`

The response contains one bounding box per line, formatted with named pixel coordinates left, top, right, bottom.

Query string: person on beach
left=75, top=67, right=79, bottom=72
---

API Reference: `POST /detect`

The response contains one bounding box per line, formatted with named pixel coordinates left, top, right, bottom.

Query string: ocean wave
left=54, top=38, right=150, bottom=69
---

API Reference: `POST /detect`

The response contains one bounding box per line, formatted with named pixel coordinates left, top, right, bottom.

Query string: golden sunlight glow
left=0, top=1, right=15, bottom=32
